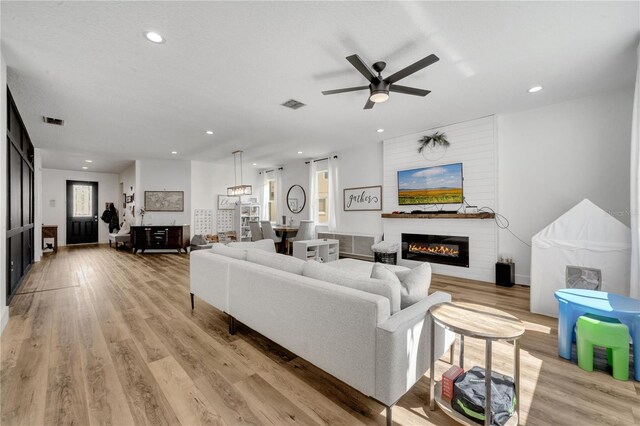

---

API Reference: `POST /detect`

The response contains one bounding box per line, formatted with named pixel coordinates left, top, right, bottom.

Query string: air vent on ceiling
left=281, top=99, right=306, bottom=110
left=43, top=116, right=64, bottom=126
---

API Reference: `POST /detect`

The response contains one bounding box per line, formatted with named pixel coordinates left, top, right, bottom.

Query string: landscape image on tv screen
left=397, top=163, right=463, bottom=205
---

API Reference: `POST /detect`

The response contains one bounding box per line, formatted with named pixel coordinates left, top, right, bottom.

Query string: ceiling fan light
left=370, top=91, right=389, bottom=103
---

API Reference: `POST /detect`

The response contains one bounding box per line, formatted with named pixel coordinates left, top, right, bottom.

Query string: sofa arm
left=374, top=291, right=455, bottom=406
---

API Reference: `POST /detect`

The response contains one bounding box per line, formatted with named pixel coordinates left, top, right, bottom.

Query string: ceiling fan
left=322, top=53, right=439, bottom=109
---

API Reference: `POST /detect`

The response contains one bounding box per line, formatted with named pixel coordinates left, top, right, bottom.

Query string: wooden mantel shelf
left=381, top=212, right=495, bottom=219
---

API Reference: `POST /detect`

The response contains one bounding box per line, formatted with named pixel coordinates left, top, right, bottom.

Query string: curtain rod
left=258, top=167, right=284, bottom=175
left=305, top=155, right=338, bottom=165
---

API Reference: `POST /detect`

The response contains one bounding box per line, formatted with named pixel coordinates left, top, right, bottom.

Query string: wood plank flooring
left=1, top=245, right=639, bottom=425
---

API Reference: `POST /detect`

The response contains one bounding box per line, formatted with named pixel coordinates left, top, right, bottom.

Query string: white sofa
left=190, top=240, right=454, bottom=423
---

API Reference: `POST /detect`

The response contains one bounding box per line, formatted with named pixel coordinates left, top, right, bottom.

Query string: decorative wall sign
left=194, top=209, right=213, bottom=235
left=144, top=190, right=184, bottom=212
left=218, top=195, right=238, bottom=210
left=343, top=186, right=382, bottom=211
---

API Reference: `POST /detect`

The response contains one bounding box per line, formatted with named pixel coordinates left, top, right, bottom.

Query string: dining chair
left=287, top=220, right=315, bottom=254
left=249, top=221, right=263, bottom=241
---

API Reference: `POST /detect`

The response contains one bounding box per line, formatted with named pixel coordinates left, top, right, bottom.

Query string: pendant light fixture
left=227, top=150, right=253, bottom=196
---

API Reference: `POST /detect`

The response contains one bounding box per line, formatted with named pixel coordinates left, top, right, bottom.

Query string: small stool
left=576, top=313, right=629, bottom=381
left=371, top=241, right=400, bottom=265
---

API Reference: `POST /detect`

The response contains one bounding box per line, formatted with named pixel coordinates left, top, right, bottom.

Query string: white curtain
left=260, top=170, right=271, bottom=221
left=308, top=160, right=317, bottom=223
left=327, top=155, right=339, bottom=231
left=275, top=168, right=285, bottom=224
left=630, top=42, right=640, bottom=299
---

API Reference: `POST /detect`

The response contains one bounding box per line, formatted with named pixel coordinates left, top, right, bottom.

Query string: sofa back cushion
left=246, top=249, right=305, bottom=275
left=228, top=239, right=276, bottom=253
left=302, top=261, right=401, bottom=314
left=211, top=243, right=247, bottom=260
left=371, top=263, right=432, bottom=309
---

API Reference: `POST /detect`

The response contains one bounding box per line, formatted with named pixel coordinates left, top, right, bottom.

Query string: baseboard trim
left=515, top=274, right=530, bottom=286
left=0, top=306, right=9, bottom=336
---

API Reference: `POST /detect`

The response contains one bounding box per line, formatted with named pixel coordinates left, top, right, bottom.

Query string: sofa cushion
left=371, top=263, right=432, bottom=309
left=326, top=258, right=409, bottom=278
left=228, top=239, right=276, bottom=253
left=246, top=249, right=305, bottom=275
left=211, top=243, right=247, bottom=260
left=303, top=260, right=401, bottom=314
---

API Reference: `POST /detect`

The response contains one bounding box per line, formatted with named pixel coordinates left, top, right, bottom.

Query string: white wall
left=41, top=168, right=120, bottom=245
left=135, top=159, right=191, bottom=226
left=1, top=54, right=8, bottom=333
left=383, top=116, right=498, bottom=282
left=334, top=143, right=384, bottom=235
left=274, top=143, right=384, bottom=235
left=497, top=88, right=633, bottom=284
left=191, top=161, right=261, bottom=234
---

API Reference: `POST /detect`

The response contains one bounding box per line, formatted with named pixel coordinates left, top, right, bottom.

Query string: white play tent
left=530, top=199, right=631, bottom=317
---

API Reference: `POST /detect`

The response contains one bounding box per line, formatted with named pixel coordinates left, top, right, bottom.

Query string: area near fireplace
left=401, top=233, right=470, bottom=267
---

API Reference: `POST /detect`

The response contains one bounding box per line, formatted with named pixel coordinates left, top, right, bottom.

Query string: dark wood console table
left=131, top=225, right=190, bottom=254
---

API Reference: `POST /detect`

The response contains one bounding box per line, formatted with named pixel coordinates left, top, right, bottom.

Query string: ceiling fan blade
left=389, top=85, right=431, bottom=97
left=322, top=86, right=369, bottom=95
left=364, top=98, right=375, bottom=110
left=346, top=54, right=378, bottom=83
left=386, top=54, right=439, bottom=84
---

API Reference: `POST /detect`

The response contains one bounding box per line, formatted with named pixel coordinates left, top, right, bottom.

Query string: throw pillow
left=116, top=220, right=130, bottom=236
left=303, top=260, right=401, bottom=314
left=210, top=243, right=247, bottom=260
left=246, top=249, right=305, bottom=275
left=372, top=263, right=432, bottom=309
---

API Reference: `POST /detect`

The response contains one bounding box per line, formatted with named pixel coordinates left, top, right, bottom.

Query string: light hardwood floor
left=1, top=245, right=639, bottom=425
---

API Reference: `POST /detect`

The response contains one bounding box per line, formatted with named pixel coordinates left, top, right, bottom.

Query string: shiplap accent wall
left=382, top=115, right=498, bottom=282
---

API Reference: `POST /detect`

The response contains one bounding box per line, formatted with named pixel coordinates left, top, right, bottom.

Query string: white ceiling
left=1, top=1, right=638, bottom=173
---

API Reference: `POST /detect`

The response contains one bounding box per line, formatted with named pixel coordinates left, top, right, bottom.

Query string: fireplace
left=401, top=233, right=469, bottom=267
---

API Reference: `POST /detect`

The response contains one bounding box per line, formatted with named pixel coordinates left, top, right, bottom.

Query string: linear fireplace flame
left=402, top=233, right=469, bottom=267
left=408, top=243, right=459, bottom=257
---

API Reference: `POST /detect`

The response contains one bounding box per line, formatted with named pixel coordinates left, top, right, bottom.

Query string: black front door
left=66, top=180, right=99, bottom=244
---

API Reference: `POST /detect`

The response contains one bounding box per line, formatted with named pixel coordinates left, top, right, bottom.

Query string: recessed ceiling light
left=297, top=151, right=303, bottom=154
left=528, top=86, right=543, bottom=93
left=171, top=151, right=178, bottom=155
left=85, top=159, right=93, bottom=163
left=82, top=166, right=88, bottom=170
left=252, top=163, right=257, bottom=166
left=144, top=31, right=164, bottom=43
left=205, top=130, right=213, bottom=135
left=377, top=128, right=384, bottom=133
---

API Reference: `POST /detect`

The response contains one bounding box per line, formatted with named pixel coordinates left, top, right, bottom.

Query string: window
left=73, top=184, right=93, bottom=217
left=315, top=170, right=329, bottom=224
left=268, top=179, right=276, bottom=221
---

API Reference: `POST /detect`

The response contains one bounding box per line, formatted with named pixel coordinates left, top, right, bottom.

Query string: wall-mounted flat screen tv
left=397, top=163, right=463, bottom=205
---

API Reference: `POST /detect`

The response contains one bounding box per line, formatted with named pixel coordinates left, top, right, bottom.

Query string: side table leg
left=485, top=340, right=492, bottom=426
left=459, top=335, right=465, bottom=369
left=514, top=339, right=520, bottom=425
left=429, top=314, right=436, bottom=411
left=450, top=338, right=456, bottom=364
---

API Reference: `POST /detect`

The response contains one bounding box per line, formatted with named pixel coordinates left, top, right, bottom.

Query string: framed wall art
left=144, top=190, right=184, bottom=212
left=343, top=185, right=382, bottom=211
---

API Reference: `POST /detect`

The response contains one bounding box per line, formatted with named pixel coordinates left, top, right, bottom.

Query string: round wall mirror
left=287, top=185, right=306, bottom=214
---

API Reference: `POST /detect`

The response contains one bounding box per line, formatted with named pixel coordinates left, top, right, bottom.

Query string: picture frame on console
left=343, top=185, right=382, bottom=211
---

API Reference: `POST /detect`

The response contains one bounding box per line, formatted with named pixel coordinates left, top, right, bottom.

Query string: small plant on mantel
left=417, top=132, right=450, bottom=153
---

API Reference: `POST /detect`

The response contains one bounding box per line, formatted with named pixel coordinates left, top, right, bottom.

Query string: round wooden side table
left=429, top=302, right=525, bottom=426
